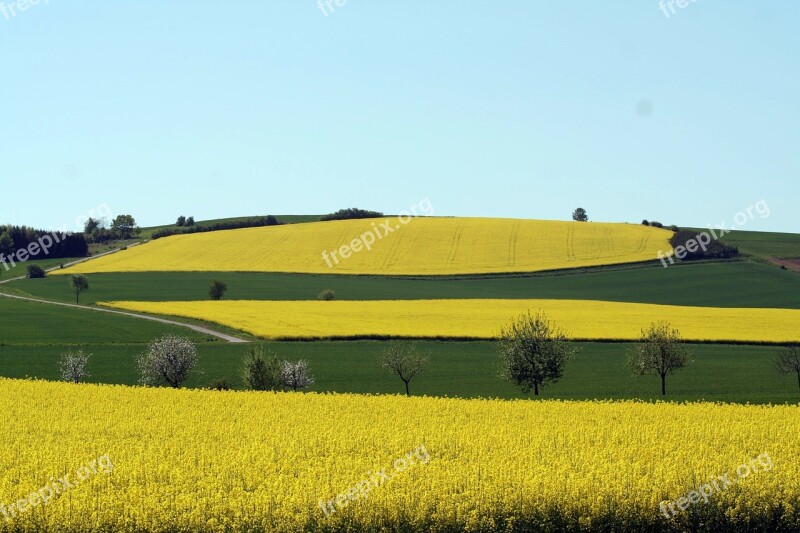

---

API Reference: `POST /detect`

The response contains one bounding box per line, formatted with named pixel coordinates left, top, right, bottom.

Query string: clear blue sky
left=1, top=1, right=797, bottom=232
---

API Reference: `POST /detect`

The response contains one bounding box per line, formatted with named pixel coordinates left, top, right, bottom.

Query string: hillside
left=58, top=218, right=673, bottom=276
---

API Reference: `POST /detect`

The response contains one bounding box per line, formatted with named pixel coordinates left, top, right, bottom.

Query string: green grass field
left=0, top=256, right=84, bottom=280
left=6, top=260, right=799, bottom=308
left=704, top=228, right=800, bottom=259
left=0, top=297, right=213, bottom=344
left=0, top=340, right=796, bottom=403
left=2, top=222, right=798, bottom=405
left=137, top=214, right=321, bottom=238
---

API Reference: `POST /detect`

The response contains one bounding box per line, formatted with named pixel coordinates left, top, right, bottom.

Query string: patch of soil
left=768, top=257, right=800, bottom=272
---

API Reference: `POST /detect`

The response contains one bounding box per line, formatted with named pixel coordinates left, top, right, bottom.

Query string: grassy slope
left=693, top=228, right=800, bottom=259
left=138, top=214, right=321, bottom=239
left=7, top=260, right=800, bottom=308
left=0, top=297, right=213, bottom=344
left=0, top=340, right=796, bottom=404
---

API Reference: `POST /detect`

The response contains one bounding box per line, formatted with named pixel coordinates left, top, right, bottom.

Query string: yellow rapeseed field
left=0, top=378, right=797, bottom=532
left=100, top=299, right=800, bottom=343
left=57, top=218, right=673, bottom=275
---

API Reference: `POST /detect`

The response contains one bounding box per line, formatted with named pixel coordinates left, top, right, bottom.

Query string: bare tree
left=775, top=345, right=800, bottom=389
left=626, top=321, right=691, bottom=396
left=138, top=334, right=198, bottom=388
left=380, top=343, right=428, bottom=396
left=60, top=349, right=90, bottom=383
left=281, top=360, right=315, bottom=391
left=498, top=311, right=576, bottom=396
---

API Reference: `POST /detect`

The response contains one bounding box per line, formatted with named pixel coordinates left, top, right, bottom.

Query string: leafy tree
left=60, top=349, right=90, bottom=383
left=84, top=217, right=100, bottom=235
left=572, top=208, right=588, bottom=222
left=318, top=289, right=335, bottom=301
left=626, top=321, right=691, bottom=396
left=176, top=215, right=186, bottom=227
left=69, top=275, right=89, bottom=303
left=138, top=334, right=198, bottom=388
left=0, top=232, right=13, bottom=255
left=185, top=216, right=195, bottom=226
left=281, top=360, right=315, bottom=391
left=241, top=345, right=282, bottom=391
left=110, top=214, right=140, bottom=239
left=380, top=343, right=428, bottom=396
left=775, top=346, right=800, bottom=390
left=209, top=280, right=227, bottom=300
left=641, top=219, right=650, bottom=226
left=498, top=311, right=576, bottom=396
left=27, top=264, right=46, bottom=278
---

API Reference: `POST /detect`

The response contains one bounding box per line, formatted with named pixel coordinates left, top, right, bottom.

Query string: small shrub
left=26, top=265, right=46, bottom=278
left=318, top=289, right=336, bottom=301
left=207, top=378, right=233, bottom=391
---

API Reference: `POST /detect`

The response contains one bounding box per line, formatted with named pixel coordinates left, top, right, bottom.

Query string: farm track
left=0, top=245, right=248, bottom=343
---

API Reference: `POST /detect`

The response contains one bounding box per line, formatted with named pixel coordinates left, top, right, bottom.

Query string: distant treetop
left=320, top=208, right=384, bottom=221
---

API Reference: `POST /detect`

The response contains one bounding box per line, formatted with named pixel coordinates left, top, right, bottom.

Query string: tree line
left=0, top=225, right=88, bottom=260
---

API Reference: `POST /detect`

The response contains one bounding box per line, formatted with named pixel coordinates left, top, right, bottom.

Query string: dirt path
left=0, top=244, right=249, bottom=343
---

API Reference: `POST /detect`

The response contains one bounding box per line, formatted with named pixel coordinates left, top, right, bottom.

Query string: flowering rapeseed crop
left=0, top=378, right=797, bottom=531
left=100, top=299, right=800, bottom=343
left=58, top=218, right=672, bottom=276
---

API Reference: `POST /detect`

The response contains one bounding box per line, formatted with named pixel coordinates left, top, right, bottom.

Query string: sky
left=0, top=1, right=798, bottom=233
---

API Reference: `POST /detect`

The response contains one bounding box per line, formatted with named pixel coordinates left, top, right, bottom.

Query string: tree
left=84, top=217, right=100, bottom=235
left=138, top=334, right=198, bottom=388
left=0, top=232, right=13, bottom=255
left=60, top=349, right=90, bottom=383
left=775, top=346, right=800, bottom=390
left=69, top=275, right=89, bottom=303
left=626, top=321, right=691, bottom=396
left=498, top=311, right=576, bottom=396
left=318, top=289, right=335, bottom=301
left=380, top=343, right=428, bottom=396
left=281, top=360, right=315, bottom=391
left=186, top=216, right=195, bottom=227
left=27, top=264, right=46, bottom=278
left=110, top=214, right=140, bottom=239
left=209, top=280, right=227, bottom=300
left=572, top=208, right=588, bottom=222
left=176, top=215, right=186, bottom=227
left=241, top=345, right=282, bottom=391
